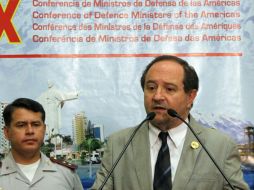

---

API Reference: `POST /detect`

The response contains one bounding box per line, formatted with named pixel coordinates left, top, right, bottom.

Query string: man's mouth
left=23, top=139, right=37, bottom=143
left=153, top=105, right=167, bottom=110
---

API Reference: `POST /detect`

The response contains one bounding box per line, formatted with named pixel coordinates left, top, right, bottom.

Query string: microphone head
left=146, top=112, right=156, bottom=120
left=167, top=109, right=178, bottom=117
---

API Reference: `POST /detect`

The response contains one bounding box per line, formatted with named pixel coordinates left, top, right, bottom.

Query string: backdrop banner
left=0, top=0, right=253, bottom=170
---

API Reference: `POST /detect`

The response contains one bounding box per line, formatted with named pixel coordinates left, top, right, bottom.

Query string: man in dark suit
left=92, top=55, right=249, bottom=190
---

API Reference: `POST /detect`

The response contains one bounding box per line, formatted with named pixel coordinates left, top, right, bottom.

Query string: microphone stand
left=98, top=112, right=156, bottom=190
left=167, top=109, right=236, bottom=190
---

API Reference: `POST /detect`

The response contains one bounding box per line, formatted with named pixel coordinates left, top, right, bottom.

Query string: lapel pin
left=191, top=141, right=199, bottom=149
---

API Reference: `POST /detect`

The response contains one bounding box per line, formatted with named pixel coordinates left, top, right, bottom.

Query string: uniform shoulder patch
left=50, top=158, right=78, bottom=172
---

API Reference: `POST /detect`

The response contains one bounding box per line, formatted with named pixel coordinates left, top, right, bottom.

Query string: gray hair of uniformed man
left=3, top=98, right=46, bottom=127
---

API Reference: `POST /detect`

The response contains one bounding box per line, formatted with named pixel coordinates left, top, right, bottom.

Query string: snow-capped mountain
left=192, top=112, right=253, bottom=144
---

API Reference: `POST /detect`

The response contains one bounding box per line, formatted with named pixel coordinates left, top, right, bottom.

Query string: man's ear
left=187, top=89, right=197, bottom=109
left=3, top=126, right=10, bottom=140
left=43, top=124, right=47, bottom=134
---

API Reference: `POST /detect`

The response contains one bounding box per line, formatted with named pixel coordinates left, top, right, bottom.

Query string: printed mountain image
left=193, top=112, right=252, bottom=144
left=193, top=112, right=254, bottom=168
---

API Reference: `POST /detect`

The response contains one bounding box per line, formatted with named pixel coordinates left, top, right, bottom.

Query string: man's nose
left=153, top=88, right=165, bottom=100
left=26, top=124, right=34, bottom=134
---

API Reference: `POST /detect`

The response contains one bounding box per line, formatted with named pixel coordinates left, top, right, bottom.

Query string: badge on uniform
left=191, top=141, right=200, bottom=149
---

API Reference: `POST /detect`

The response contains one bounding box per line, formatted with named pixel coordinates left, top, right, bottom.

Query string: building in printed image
left=0, top=102, right=9, bottom=155
left=239, top=126, right=254, bottom=166
left=93, top=124, right=105, bottom=142
left=72, top=112, right=88, bottom=146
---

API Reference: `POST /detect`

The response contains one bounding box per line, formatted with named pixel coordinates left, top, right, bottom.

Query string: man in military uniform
left=0, top=98, right=83, bottom=190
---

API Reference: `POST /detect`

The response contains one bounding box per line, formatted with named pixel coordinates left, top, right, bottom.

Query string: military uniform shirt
left=0, top=152, right=83, bottom=190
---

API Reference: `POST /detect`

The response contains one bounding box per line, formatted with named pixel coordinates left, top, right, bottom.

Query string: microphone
left=98, top=112, right=156, bottom=190
left=167, top=109, right=236, bottom=190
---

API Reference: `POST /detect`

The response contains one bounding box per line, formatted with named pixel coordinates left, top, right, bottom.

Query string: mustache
left=152, top=104, right=167, bottom=109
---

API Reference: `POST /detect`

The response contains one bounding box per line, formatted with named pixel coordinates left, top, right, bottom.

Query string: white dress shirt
left=149, top=120, right=188, bottom=182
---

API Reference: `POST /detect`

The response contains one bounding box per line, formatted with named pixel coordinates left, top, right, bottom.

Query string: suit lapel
left=132, top=122, right=153, bottom=190
left=173, top=116, right=204, bottom=190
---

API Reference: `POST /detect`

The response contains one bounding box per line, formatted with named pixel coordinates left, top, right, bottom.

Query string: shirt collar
left=149, top=119, right=188, bottom=149
left=0, top=152, right=18, bottom=175
left=0, top=152, right=58, bottom=176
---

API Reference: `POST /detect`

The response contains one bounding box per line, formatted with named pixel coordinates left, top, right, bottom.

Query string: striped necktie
left=153, top=132, right=172, bottom=190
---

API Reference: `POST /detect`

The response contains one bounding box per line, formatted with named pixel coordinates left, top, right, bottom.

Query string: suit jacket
left=91, top=116, right=249, bottom=190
